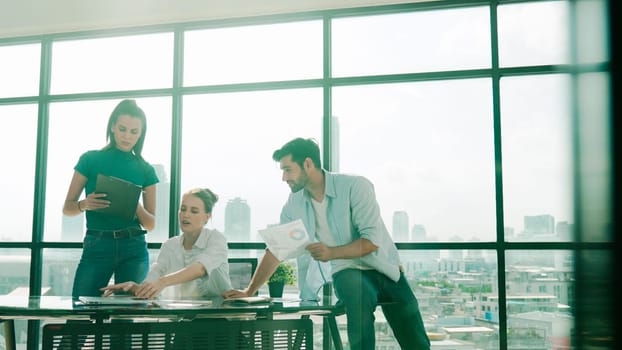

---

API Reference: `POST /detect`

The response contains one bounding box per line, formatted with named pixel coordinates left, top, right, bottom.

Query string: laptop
left=223, top=296, right=271, bottom=304
left=78, top=296, right=153, bottom=306
left=94, top=174, right=142, bottom=221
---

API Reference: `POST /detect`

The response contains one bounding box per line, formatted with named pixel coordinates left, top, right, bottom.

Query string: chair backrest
left=228, top=258, right=257, bottom=293
left=42, top=318, right=313, bottom=349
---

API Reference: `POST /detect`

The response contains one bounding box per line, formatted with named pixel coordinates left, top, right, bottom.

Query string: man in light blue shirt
left=223, top=138, right=430, bottom=350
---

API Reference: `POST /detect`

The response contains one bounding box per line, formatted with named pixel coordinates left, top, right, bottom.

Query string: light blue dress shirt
left=280, top=171, right=402, bottom=301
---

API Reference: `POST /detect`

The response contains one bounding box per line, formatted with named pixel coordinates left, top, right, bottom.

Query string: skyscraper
left=411, top=224, right=427, bottom=242
left=225, top=197, right=251, bottom=242
left=392, top=211, right=409, bottom=241
left=555, top=221, right=572, bottom=240
left=523, top=214, right=555, bottom=236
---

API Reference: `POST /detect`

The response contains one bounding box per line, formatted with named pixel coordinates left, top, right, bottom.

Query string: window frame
left=0, top=1, right=613, bottom=349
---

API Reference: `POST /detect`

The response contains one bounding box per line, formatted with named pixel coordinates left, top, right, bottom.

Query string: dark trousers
left=332, top=268, right=431, bottom=350
left=72, top=234, right=149, bottom=298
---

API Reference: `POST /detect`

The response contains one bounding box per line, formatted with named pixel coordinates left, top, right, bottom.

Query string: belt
left=86, top=228, right=146, bottom=239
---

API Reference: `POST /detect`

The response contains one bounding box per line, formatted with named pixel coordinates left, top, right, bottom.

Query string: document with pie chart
left=258, top=219, right=311, bottom=261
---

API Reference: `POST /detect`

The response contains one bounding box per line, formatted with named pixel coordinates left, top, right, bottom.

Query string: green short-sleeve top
left=74, top=147, right=159, bottom=230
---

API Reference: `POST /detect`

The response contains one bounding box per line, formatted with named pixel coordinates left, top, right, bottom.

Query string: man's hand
left=221, top=289, right=252, bottom=299
left=100, top=281, right=138, bottom=297
left=306, top=242, right=333, bottom=262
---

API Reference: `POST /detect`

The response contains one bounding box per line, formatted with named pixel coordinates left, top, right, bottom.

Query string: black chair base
left=42, top=318, right=313, bottom=350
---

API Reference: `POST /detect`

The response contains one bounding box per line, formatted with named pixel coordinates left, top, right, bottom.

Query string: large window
left=0, top=43, right=40, bottom=97
left=0, top=1, right=612, bottom=349
left=333, top=79, right=496, bottom=242
left=331, top=6, right=491, bottom=76
left=497, top=1, right=570, bottom=67
left=181, top=89, right=322, bottom=241
left=184, top=21, right=323, bottom=85
left=500, top=75, right=573, bottom=242
left=50, top=33, right=174, bottom=94
left=0, top=104, right=38, bottom=242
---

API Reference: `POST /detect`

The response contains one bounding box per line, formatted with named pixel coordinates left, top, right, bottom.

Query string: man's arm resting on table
left=222, top=249, right=280, bottom=298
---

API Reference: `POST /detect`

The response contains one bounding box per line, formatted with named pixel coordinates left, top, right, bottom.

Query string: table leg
left=323, top=315, right=331, bottom=350
left=326, top=315, right=343, bottom=350
left=2, top=319, right=16, bottom=350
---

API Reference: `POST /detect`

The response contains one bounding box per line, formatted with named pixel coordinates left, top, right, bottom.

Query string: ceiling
left=0, top=0, right=425, bottom=39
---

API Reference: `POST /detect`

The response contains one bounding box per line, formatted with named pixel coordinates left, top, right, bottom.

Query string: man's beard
left=289, top=171, right=309, bottom=193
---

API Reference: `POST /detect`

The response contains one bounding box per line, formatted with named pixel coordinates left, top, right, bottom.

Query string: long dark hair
left=103, top=99, right=148, bottom=159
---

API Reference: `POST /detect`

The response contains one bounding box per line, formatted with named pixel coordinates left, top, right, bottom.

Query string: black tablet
left=94, top=174, right=142, bottom=221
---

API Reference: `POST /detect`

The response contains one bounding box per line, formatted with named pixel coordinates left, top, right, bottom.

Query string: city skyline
left=54, top=185, right=574, bottom=244
left=31, top=154, right=575, bottom=245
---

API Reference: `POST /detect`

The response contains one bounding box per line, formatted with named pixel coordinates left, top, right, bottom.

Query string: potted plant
left=268, top=261, right=296, bottom=298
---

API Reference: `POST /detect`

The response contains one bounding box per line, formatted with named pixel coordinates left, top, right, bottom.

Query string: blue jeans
left=332, top=269, right=430, bottom=350
left=72, top=233, right=149, bottom=298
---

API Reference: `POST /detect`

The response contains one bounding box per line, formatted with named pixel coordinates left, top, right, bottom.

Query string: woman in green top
left=62, top=99, right=159, bottom=298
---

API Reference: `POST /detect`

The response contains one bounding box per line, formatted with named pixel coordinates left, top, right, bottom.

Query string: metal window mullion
left=323, top=16, right=332, bottom=172
left=489, top=1, right=508, bottom=349
left=169, top=28, right=184, bottom=238
left=27, top=36, right=53, bottom=350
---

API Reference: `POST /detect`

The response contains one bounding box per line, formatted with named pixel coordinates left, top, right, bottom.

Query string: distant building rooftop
left=442, top=326, right=495, bottom=334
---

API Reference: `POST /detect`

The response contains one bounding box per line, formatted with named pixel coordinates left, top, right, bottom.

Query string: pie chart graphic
left=288, top=228, right=306, bottom=240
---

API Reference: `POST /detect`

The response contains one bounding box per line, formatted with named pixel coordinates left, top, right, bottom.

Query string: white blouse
left=145, top=227, right=232, bottom=299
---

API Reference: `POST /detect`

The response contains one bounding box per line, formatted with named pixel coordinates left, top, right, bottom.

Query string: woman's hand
left=80, top=192, right=111, bottom=212
left=133, top=280, right=165, bottom=299
left=100, top=281, right=138, bottom=297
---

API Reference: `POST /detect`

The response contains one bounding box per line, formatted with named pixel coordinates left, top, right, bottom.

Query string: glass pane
left=501, top=75, right=573, bottom=242
left=44, top=98, right=172, bottom=242
left=333, top=79, right=495, bottom=242
left=0, top=104, right=37, bottom=242
left=182, top=89, right=322, bottom=241
left=506, top=250, right=574, bottom=349
left=184, top=21, right=322, bottom=86
left=498, top=1, right=570, bottom=67
left=0, top=248, right=31, bottom=294
left=332, top=7, right=491, bottom=77
left=51, top=33, right=173, bottom=94
left=577, top=73, right=611, bottom=242
left=0, top=43, right=40, bottom=97
left=577, top=249, right=613, bottom=346
left=42, top=248, right=82, bottom=296
left=575, top=0, right=609, bottom=65
left=0, top=248, right=30, bottom=348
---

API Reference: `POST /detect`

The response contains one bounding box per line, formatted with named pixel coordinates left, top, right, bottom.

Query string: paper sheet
left=258, top=219, right=310, bottom=261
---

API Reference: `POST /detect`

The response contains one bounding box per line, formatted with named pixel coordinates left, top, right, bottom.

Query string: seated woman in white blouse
left=101, top=188, right=232, bottom=299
